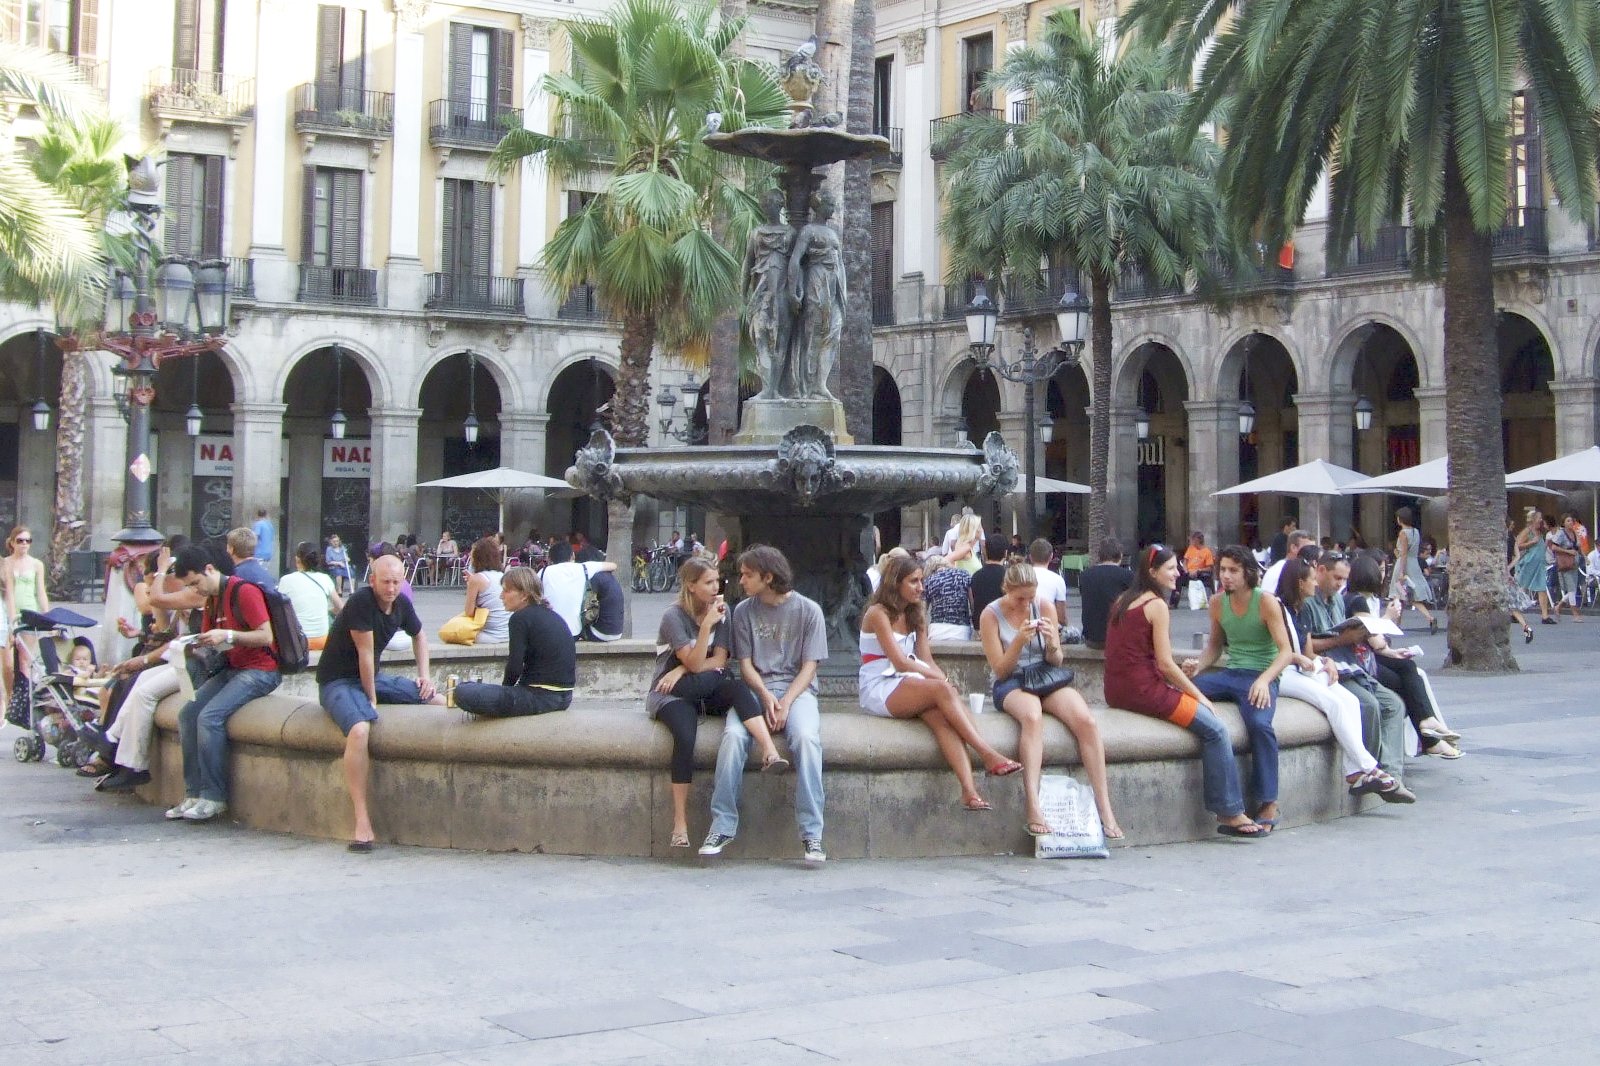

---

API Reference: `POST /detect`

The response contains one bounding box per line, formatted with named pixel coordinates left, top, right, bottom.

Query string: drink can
left=445, top=674, right=458, bottom=708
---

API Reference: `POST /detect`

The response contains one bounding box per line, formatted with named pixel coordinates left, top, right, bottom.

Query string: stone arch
left=1325, top=312, right=1433, bottom=393
left=273, top=338, right=391, bottom=410
left=871, top=364, right=902, bottom=447
left=535, top=350, right=619, bottom=409
left=412, top=346, right=520, bottom=412
left=1113, top=331, right=1195, bottom=408
left=1213, top=326, right=1305, bottom=403
left=1495, top=301, right=1561, bottom=378
left=1499, top=310, right=1557, bottom=477
left=937, top=351, right=981, bottom=416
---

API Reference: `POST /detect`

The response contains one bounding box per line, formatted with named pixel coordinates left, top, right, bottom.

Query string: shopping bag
left=1034, top=774, right=1109, bottom=859
left=439, top=608, right=489, bottom=645
left=1186, top=579, right=1206, bottom=611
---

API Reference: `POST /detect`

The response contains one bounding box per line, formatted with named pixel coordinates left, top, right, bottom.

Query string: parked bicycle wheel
left=648, top=553, right=674, bottom=593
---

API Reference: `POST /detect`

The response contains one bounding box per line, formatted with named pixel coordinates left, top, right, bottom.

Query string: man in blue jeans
left=701, top=545, right=830, bottom=861
left=317, top=555, right=441, bottom=852
left=1182, top=546, right=1296, bottom=829
left=166, top=546, right=283, bottom=823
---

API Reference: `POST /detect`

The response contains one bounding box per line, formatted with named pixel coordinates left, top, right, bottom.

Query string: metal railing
left=428, top=98, right=522, bottom=147
left=1491, top=206, right=1549, bottom=258
left=1010, top=99, right=1031, bottom=125
left=929, top=108, right=999, bottom=160
left=147, top=67, right=255, bottom=120
left=557, top=283, right=609, bottom=321
left=871, top=125, right=903, bottom=167
left=871, top=289, right=895, bottom=326
left=1326, top=224, right=1411, bottom=276
left=425, top=273, right=525, bottom=315
left=1001, top=265, right=1083, bottom=317
left=1199, top=248, right=1295, bottom=293
left=1115, top=263, right=1185, bottom=301
left=942, top=277, right=983, bottom=320
left=294, top=84, right=394, bottom=134
left=298, top=264, right=378, bottom=305
left=224, top=257, right=255, bottom=300
left=70, top=56, right=106, bottom=93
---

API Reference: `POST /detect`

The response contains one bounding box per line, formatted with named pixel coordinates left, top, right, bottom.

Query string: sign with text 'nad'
left=323, top=440, right=372, bottom=479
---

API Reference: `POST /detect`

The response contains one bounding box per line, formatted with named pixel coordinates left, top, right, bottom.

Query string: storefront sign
left=193, top=434, right=235, bottom=477
left=323, top=439, right=372, bottom=479
left=1138, top=436, right=1166, bottom=467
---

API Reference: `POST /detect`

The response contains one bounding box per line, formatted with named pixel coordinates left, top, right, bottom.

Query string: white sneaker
left=802, top=838, right=827, bottom=863
left=182, top=798, right=229, bottom=821
left=164, top=797, right=199, bottom=820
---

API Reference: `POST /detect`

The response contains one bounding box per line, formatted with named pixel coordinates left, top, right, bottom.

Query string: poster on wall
left=191, top=435, right=233, bottom=550
left=321, top=439, right=371, bottom=569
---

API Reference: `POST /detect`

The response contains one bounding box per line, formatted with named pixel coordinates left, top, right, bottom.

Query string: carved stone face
left=790, top=440, right=829, bottom=501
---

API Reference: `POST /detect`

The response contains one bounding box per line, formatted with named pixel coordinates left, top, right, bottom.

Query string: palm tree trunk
left=1086, top=271, right=1113, bottom=549
left=47, top=348, right=88, bottom=595
left=614, top=311, right=658, bottom=448
left=1441, top=156, right=1515, bottom=671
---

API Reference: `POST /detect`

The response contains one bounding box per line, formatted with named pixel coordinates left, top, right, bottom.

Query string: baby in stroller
left=7, top=609, right=105, bottom=767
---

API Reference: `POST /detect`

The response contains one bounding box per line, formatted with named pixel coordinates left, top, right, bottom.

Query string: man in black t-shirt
left=316, top=556, right=442, bottom=852
left=968, top=535, right=1010, bottom=622
left=1078, top=537, right=1133, bottom=650
left=1268, top=517, right=1296, bottom=564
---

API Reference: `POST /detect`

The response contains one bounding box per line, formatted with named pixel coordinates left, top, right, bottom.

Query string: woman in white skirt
left=859, top=554, right=1021, bottom=810
left=1273, top=558, right=1403, bottom=797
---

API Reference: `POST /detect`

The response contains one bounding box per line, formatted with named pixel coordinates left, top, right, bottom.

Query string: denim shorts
left=319, top=675, right=426, bottom=735
left=992, top=675, right=1024, bottom=710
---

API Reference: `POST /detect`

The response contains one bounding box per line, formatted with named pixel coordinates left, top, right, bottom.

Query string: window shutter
left=200, top=155, right=224, bottom=257
left=441, top=179, right=459, bottom=275
left=870, top=203, right=893, bottom=293
left=301, top=166, right=318, bottom=264
left=448, top=23, right=472, bottom=112
left=330, top=170, right=362, bottom=269
left=472, top=181, right=493, bottom=280
left=164, top=154, right=196, bottom=256
left=73, top=0, right=99, bottom=57
left=202, top=0, right=224, bottom=73
left=341, top=8, right=365, bottom=101
left=494, top=28, right=515, bottom=115
left=315, top=5, right=341, bottom=93
left=173, top=0, right=199, bottom=71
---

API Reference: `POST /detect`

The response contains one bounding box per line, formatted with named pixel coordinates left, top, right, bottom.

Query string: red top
left=205, top=577, right=277, bottom=673
left=1102, top=596, right=1184, bottom=721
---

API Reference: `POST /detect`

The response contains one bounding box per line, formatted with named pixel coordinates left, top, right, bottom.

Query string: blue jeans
left=709, top=687, right=823, bottom=840
left=1194, top=668, right=1279, bottom=807
left=1183, top=701, right=1246, bottom=817
left=178, top=668, right=282, bottom=802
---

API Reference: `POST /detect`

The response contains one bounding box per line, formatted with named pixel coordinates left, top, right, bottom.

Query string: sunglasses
left=1319, top=551, right=1346, bottom=564
left=14, top=538, right=30, bottom=544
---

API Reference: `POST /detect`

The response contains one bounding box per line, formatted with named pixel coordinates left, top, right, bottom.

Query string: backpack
left=224, top=577, right=311, bottom=675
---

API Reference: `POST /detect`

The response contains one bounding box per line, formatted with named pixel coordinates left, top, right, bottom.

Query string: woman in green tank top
left=4, top=525, right=52, bottom=681
left=1180, top=546, right=1294, bottom=830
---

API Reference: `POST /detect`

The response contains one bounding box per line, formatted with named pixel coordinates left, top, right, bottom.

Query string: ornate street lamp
left=1135, top=408, right=1151, bottom=441
left=964, top=279, right=1088, bottom=539
left=1238, top=398, right=1256, bottom=436
left=184, top=356, right=203, bottom=437
left=1354, top=395, right=1375, bottom=432
left=656, top=371, right=706, bottom=444
left=463, top=351, right=480, bottom=445
left=329, top=345, right=347, bottom=440
left=57, top=158, right=230, bottom=544
left=31, top=328, right=52, bottom=432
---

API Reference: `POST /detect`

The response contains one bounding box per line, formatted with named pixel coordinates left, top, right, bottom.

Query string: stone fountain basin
left=588, top=442, right=1004, bottom=515
left=704, top=127, right=889, bottom=168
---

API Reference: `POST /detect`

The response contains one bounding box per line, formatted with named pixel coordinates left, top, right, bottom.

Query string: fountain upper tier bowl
left=703, top=127, right=889, bottom=169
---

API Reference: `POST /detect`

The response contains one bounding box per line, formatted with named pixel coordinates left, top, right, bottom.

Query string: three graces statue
left=744, top=187, right=846, bottom=402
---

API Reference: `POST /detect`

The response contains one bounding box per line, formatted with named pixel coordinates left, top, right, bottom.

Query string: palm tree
left=489, top=0, right=788, bottom=449
left=1129, top=0, right=1600, bottom=671
left=938, top=11, right=1233, bottom=548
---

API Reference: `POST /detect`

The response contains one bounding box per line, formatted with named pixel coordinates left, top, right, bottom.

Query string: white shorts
left=928, top=622, right=972, bottom=641
left=858, top=670, right=907, bottom=718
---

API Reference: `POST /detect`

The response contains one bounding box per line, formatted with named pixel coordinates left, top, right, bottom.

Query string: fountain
left=568, top=44, right=1020, bottom=665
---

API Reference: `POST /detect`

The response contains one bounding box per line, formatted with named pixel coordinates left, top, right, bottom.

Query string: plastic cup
left=968, top=692, right=986, bottom=716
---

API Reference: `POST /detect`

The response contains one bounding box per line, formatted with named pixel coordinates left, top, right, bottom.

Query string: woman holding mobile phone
left=648, top=556, right=788, bottom=849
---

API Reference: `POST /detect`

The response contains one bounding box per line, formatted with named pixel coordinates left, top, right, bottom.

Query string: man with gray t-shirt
left=701, top=544, right=830, bottom=861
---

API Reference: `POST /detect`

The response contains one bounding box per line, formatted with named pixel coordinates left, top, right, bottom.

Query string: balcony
left=1115, top=263, right=1185, bottom=302
left=562, top=115, right=611, bottom=164
left=871, top=126, right=903, bottom=171
left=1491, top=207, right=1549, bottom=259
left=942, top=277, right=982, bottom=320
left=148, top=68, right=255, bottom=133
left=871, top=289, right=895, bottom=326
left=1009, top=99, right=1031, bottom=125
left=425, top=273, right=525, bottom=315
left=1002, top=265, right=1083, bottom=317
left=1200, top=247, right=1295, bottom=296
left=224, top=257, right=255, bottom=301
left=298, top=264, right=378, bottom=306
left=929, top=108, right=999, bottom=161
left=557, top=283, right=609, bottom=322
left=295, top=84, right=394, bottom=139
left=428, top=99, right=522, bottom=159
left=69, top=56, right=106, bottom=94
left=1326, top=224, right=1411, bottom=277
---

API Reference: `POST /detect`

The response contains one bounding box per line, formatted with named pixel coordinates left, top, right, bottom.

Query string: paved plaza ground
left=3, top=591, right=1598, bottom=1065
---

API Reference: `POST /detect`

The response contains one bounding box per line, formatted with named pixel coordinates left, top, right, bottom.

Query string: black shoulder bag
left=1017, top=601, right=1075, bottom=697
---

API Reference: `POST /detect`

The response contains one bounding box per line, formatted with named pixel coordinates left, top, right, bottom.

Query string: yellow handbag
left=439, top=608, right=489, bottom=645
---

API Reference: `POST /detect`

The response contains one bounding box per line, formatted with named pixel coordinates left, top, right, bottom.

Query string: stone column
left=1104, top=403, right=1140, bottom=542
left=386, top=11, right=427, bottom=309
left=248, top=0, right=293, bottom=301
left=1414, top=386, right=1448, bottom=462
left=86, top=397, right=126, bottom=548
left=1293, top=392, right=1356, bottom=541
left=230, top=403, right=286, bottom=540
left=1354, top=412, right=1388, bottom=547
left=499, top=411, right=550, bottom=536
left=285, top=428, right=324, bottom=551
left=1549, top=378, right=1600, bottom=457
left=367, top=407, right=422, bottom=544
left=1185, top=399, right=1241, bottom=545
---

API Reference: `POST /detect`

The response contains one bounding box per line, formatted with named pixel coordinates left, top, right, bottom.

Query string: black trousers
left=1372, top=657, right=1437, bottom=737
left=654, top=670, right=762, bottom=784
left=456, top=682, right=571, bottom=717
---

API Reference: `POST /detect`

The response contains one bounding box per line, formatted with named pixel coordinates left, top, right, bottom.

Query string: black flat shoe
left=1524, top=625, right=1534, bottom=644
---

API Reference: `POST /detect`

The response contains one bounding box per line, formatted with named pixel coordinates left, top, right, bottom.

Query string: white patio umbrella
left=1506, top=445, right=1600, bottom=534
left=416, top=467, right=573, bottom=536
left=1009, top=474, right=1091, bottom=495
left=1213, top=459, right=1368, bottom=539
left=1344, top=457, right=1449, bottom=496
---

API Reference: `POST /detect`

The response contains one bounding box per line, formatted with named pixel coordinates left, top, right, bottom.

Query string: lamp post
left=655, top=371, right=707, bottom=444
left=1354, top=395, right=1374, bottom=432
left=964, top=280, right=1090, bottom=540
left=57, top=158, right=230, bottom=544
left=31, top=328, right=52, bottom=432
left=463, top=351, right=480, bottom=446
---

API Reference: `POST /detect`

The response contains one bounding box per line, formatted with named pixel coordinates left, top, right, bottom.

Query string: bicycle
left=632, top=548, right=650, bottom=592
left=646, top=546, right=678, bottom=593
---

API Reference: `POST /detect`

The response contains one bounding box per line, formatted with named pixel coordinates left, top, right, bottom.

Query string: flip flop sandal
left=986, top=760, right=1023, bottom=777
left=669, top=830, right=691, bottom=847
left=963, top=797, right=992, bottom=812
left=76, top=759, right=111, bottom=778
left=1216, top=822, right=1268, bottom=838
left=346, top=840, right=374, bottom=853
left=1025, top=821, right=1054, bottom=837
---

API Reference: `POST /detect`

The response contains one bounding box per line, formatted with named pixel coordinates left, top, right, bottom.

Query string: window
left=173, top=0, right=224, bottom=73
left=873, top=56, right=892, bottom=134
left=870, top=202, right=894, bottom=325
left=963, top=34, right=993, bottom=112
left=448, top=22, right=513, bottom=126
left=1508, top=91, right=1542, bottom=222
left=164, top=153, right=224, bottom=259
left=441, top=179, right=494, bottom=279
left=4, top=0, right=95, bottom=55
left=302, top=167, right=363, bottom=268
left=315, top=4, right=366, bottom=107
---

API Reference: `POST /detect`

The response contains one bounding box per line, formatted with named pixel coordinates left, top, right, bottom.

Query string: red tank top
left=1102, top=596, right=1184, bottom=720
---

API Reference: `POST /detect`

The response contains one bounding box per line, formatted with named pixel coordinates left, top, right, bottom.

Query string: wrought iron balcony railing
left=298, top=264, right=378, bottom=306
left=428, top=98, right=522, bottom=149
left=425, top=273, right=525, bottom=315
left=294, top=84, right=395, bottom=135
left=147, top=67, right=255, bottom=121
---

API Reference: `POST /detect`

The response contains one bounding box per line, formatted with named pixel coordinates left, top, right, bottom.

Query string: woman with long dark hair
left=1103, top=546, right=1266, bottom=837
left=861, top=554, right=1020, bottom=812
left=648, top=556, right=787, bottom=849
left=461, top=537, right=511, bottom=644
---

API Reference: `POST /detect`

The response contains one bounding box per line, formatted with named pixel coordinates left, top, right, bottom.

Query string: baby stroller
left=6, top=608, right=104, bottom=768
